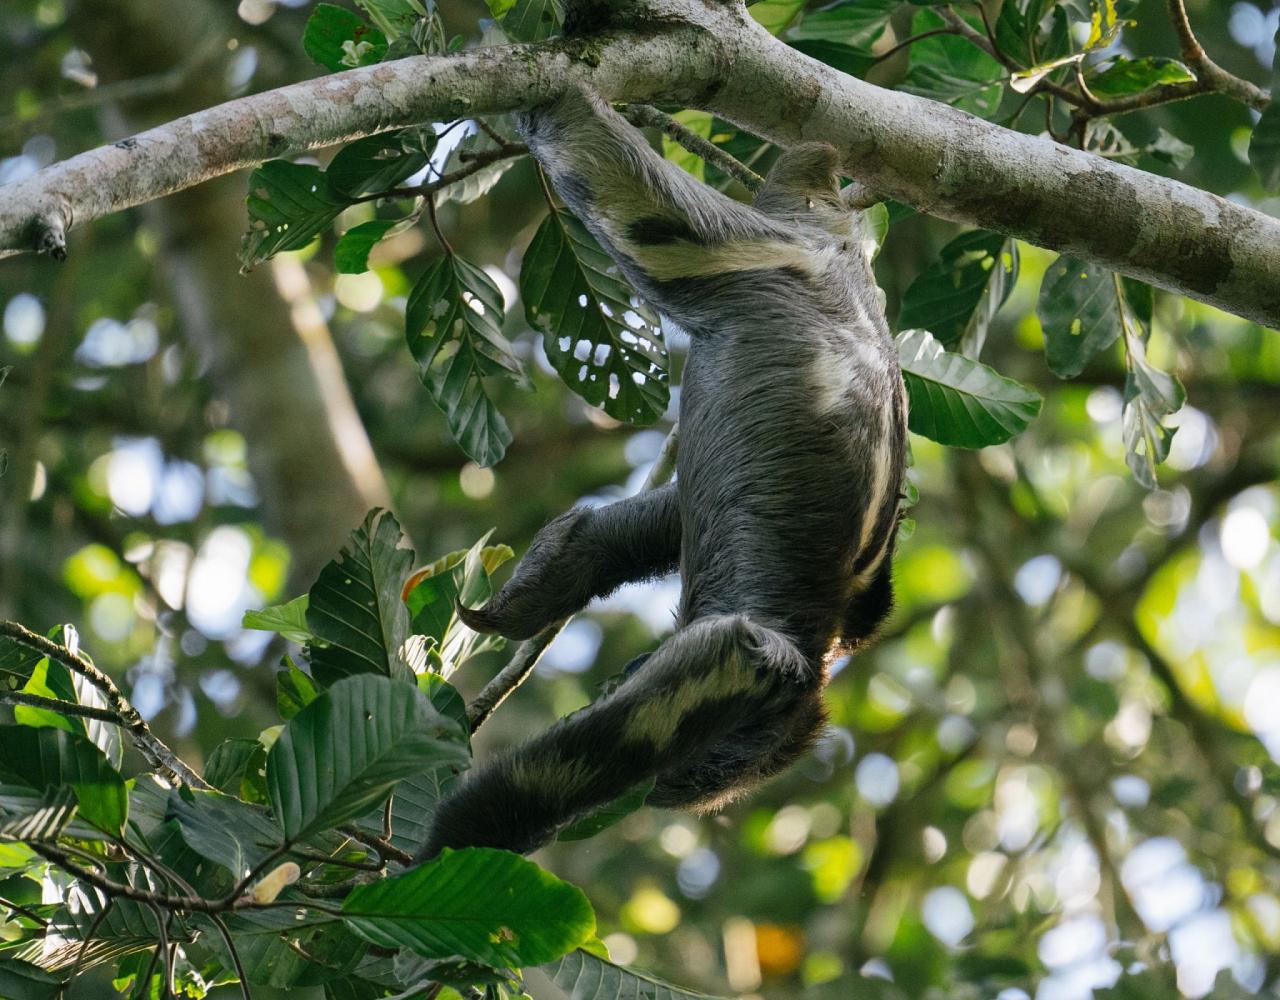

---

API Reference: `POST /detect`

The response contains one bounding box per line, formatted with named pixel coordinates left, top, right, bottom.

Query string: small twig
left=209, top=912, right=253, bottom=1000
left=338, top=824, right=414, bottom=866
left=290, top=846, right=383, bottom=872
left=1166, top=0, right=1270, bottom=111
left=0, top=897, right=49, bottom=927
left=466, top=423, right=680, bottom=731
left=0, top=690, right=121, bottom=724
left=623, top=104, right=764, bottom=192
left=354, top=142, right=527, bottom=205
left=0, top=621, right=208, bottom=790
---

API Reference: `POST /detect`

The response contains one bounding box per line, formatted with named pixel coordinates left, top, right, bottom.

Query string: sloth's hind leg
left=417, top=613, right=812, bottom=859
left=458, top=482, right=680, bottom=640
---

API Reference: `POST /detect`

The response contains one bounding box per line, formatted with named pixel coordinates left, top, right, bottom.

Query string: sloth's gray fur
left=416, top=87, right=906, bottom=861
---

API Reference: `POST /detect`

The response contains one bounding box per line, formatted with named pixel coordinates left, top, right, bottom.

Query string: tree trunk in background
left=78, top=0, right=388, bottom=587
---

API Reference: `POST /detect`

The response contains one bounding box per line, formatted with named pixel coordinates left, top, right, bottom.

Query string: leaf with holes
left=545, top=949, right=729, bottom=999
left=306, top=509, right=415, bottom=688
left=241, top=161, right=350, bottom=270
left=303, top=3, right=387, bottom=71
left=1122, top=334, right=1185, bottom=489
left=897, top=230, right=1017, bottom=354
left=522, top=209, right=669, bottom=424
left=406, top=254, right=524, bottom=467
left=897, top=329, right=1042, bottom=448
left=267, top=675, right=468, bottom=842
left=1037, top=255, right=1123, bottom=378
left=343, top=847, right=595, bottom=965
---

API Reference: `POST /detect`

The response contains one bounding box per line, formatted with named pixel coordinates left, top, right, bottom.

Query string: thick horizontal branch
left=1, top=0, right=1277, bottom=328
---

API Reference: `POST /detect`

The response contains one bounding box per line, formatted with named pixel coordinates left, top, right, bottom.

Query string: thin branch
left=209, top=913, right=253, bottom=1000
left=424, top=195, right=453, bottom=256
left=1166, top=0, right=1270, bottom=111
left=623, top=104, right=764, bottom=191
left=0, top=621, right=209, bottom=790
left=354, top=141, right=528, bottom=205
left=338, top=824, right=414, bottom=866
left=0, top=897, right=49, bottom=927
left=467, top=423, right=680, bottom=731
left=0, top=690, right=122, bottom=724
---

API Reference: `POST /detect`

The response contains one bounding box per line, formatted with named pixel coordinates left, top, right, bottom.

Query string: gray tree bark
left=1, top=0, right=1277, bottom=327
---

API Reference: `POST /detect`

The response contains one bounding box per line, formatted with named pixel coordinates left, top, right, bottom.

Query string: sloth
left=416, top=86, right=907, bottom=861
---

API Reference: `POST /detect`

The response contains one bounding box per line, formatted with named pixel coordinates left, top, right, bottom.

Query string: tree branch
left=0, top=690, right=122, bottom=724
left=1, top=1, right=1278, bottom=326
left=622, top=104, right=764, bottom=190
left=0, top=621, right=209, bottom=790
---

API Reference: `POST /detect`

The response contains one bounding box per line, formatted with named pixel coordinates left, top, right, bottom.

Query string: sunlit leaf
left=343, top=847, right=595, bottom=966
left=896, top=329, right=1042, bottom=447
left=243, top=594, right=313, bottom=644
left=0, top=726, right=126, bottom=835
left=1087, top=56, right=1194, bottom=97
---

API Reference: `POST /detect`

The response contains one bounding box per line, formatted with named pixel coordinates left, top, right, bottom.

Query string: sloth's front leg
left=459, top=481, right=680, bottom=640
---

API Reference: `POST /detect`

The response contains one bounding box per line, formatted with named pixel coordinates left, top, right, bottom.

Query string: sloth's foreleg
left=416, top=613, right=816, bottom=859
left=458, top=482, right=681, bottom=641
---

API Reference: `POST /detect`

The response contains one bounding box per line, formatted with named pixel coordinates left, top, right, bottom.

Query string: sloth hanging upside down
left=415, top=86, right=907, bottom=862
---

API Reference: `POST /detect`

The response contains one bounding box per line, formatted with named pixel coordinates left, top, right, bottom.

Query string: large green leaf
left=545, top=949, right=728, bottom=999
left=240, top=160, right=350, bottom=270
left=303, top=3, right=387, bottom=71
left=342, top=847, right=595, bottom=966
left=406, top=254, right=524, bottom=467
left=522, top=208, right=669, bottom=425
left=208, top=904, right=367, bottom=988
left=0, top=726, right=126, bottom=835
left=903, top=9, right=1004, bottom=116
left=897, top=230, right=1018, bottom=354
left=266, top=675, right=468, bottom=842
left=307, top=509, right=415, bottom=688
left=786, top=0, right=897, bottom=52
left=1086, top=56, right=1194, bottom=98
left=1037, top=255, right=1123, bottom=378
left=168, top=787, right=284, bottom=876
left=897, top=329, right=1042, bottom=447
left=0, top=958, right=62, bottom=1000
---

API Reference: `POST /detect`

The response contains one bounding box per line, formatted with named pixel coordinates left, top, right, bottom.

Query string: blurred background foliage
left=2, top=0, right=1280, bottom=996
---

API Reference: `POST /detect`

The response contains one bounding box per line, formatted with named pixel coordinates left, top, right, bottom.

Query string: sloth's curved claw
left=456, top=600, right=501, bottom=635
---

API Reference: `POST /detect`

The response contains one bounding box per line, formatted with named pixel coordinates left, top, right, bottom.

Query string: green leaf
left=0, top=787, right=77, bottom=844
left=521, top=209, right=669, bottom=425
left=343, top=847, right=596, bottom=966
left=0, top=958, right=64, bottom=999
left=204, top=737, right=261, bottom=793
left=168, top=787, right=284, bottom=875
left=209, top=905, right=367, bottom=988
left=545, top=949, right=728, bottom=999
left=241, top=161, right=350, bottom=270
left=303, top=3, right=388, bottom=71
left=277, top=659, right=321, bottom=719
left=1144, top=128, right=1194, bottom=170
left=787, top=40, right=875, bottom=77
left=0, top=726, right=126, bottom=835
left=750, top=0, right=807, bottom=35
left=0, top=636, right=41, bottom=688
left=328, top=131, right=434, bottom=198
left=307, top=508, right=416, bottom=688
left=1037, top=255, right=1122, bottom=378
left=856, top=202, right=890, bottom=260
left=786, top=0, right=897, bottom=52
left=897, top=230, right=1017, bottom=353
left=1250, top=104, right=1280, bottom=192
left=356, top=0, right=424, bottom=40
left=243, top=594, right=313, bottom=644
left=897, top=329, right=1042, bottom=447
left=335, top=219, right=400, bottom=274
left=404, top=536, right=513, bottom=674
left=500, top=0, right=562, bottom=41
left=558, top=779, right=654, bottom=841
left=406, top=254, right=524, bottom=467
left=266, top=674, right=468, bottom=842
left=1087, top=57, right=1194, bottom=98
left=1122, top=333, right=1184, bottom=489
left=903, top=10, right=1005, bottom=116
